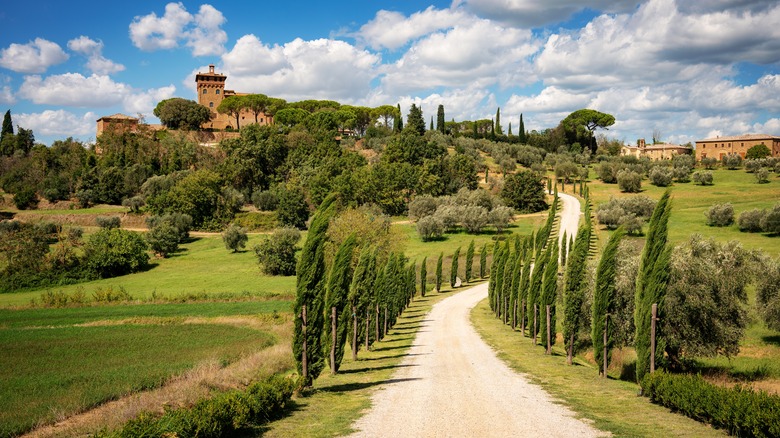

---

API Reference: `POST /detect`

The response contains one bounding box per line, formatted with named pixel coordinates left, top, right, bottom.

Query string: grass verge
left=470, top=298, right=724, bottom=437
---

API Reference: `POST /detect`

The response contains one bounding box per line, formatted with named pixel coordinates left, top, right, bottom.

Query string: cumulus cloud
left=356, top=6, right=469, bottom=50
left=68, top=36, right=125, bottom=75
left=14, top=110, right=96, bottom=137
left=0, top=38, right=69, bottom=74
left=130, top=2, right=227, bottom=56
left=124, top=85, right=176, bottom=114
left=219, top=36, right=380, bottom=101
left=461, top=0, right=642, bottom=27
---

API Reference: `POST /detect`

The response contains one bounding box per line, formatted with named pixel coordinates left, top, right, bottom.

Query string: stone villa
left=196, top=64, right=273, bottom=130
left=695, top=134, right=780, bottom=160
left=621, top=138, right=692, bottom=160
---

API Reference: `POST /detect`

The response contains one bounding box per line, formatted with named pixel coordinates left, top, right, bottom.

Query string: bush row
left=107, top=375, right=299, bottom=438
left=642, top=371, right=780, bottom=438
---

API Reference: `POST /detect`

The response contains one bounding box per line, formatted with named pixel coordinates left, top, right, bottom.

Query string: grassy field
left=0, top=301, right=286, bottom=437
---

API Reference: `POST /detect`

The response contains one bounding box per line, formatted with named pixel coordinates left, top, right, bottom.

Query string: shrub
left=649, top=166, right=673, bottom=187
left=706, top=203, right=734, bottom=227
left=146, top=213, right=192, bottom=241
left=408, top=195, right=439, bottom=221
left=276, top=186, right=309, bottom=229
left=755, top=168, right=770, bottom=184
left=738, top=209, right=766, bottom=232
left=500, top=170, right=547, bottom=213
left=433, top=205, right=459, bottom=232
left=85, top=228, right=149, bottom=278
left=146, top=222, right=180, bottom=257
left=460, top=206, right=489, bottom=234
left=96, top=216, right=121, bottom=229
left=488, top=205, right=514, bottom=234
left=760, top=203, right=780, bottom=234
left=746, top=143, right=771, bottom=159
left=251, top=189, right=278, bottom=211
left=416, top=215, right=444, bottom=241
left=596, top=196, right=656, bottom=234
left=642, top=371, right=780, bottom=437
left=692, top=170, right=713, bottom=185
left=254, top=227, right=301, bottom=275
left=744, top=159, right=765, bottom=173
left=617, top=170, right=642, bottom=193
left=672, top=166, right=691, bottom=182
left=122, top=195, right=145, bottom=213
left=222, top=224, right=248, bottom=252
left=721, top=153, right=742, bottom=169
left=756, top=259, right=780, bottom=331
left=13, top=188, right=38, bottom=210
left=700, top=157, right=718, bottom=169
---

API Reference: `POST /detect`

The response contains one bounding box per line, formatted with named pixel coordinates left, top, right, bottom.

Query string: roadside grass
left=259, top=286, right=457, bottom=437
left=0, top=234, right=297, bottom=307
left=0, top=314, right=278, bottom=437
left=471, top=299, right=724, bottom=437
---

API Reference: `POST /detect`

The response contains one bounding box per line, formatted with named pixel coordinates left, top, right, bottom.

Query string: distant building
left=195, top=64, right=273, bottom=130
left=695, top=134, right=780, bottom=160
left=621, top=138, right=692, bottom=160
left=96, top=113, right=139, bottom=137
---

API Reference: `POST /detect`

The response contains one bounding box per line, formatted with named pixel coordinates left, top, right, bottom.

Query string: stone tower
left=196, top=64, right=226, bottom=115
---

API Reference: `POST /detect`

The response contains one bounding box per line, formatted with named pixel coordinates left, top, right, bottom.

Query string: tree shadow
left=360, top=352, right=429, bottom=361
left=318, top=377, right=422, bottom=393
left=338, top=363, right=418, bottom=375
left=762, top=334, right=780, bottom=347
left=372, top=344, right=423, bottom=352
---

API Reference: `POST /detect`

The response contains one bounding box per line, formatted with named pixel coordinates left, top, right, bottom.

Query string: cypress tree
left=495, top=107, right=502, bottom=135
left=372, top=255, right=386, bottom=341
left=563, top=226, right=591, bottom=364
left=430, top=116, right=434, bottom=131
left=407, top=103, right=425, bottom=135
left=479, top=243, right=488, bottom=278
left=508, top=122, right=512, bottom=136
left=488, top=242, right=501, bottom=311
left=437, top=104, right=446, bottom=133
left=324, top=234, right=358, bottom=374
left=465, top=240, right=475, bottom=283
left=502, top=250, right=516, bottom=324
left=592, top=227, right=626, bottom=375
left=517, top=247, right=531, bottom=333
left=407, top=261, right=416, bottom=305
left=420, top=256, right=428, bottom=297
left=510, top=251, right=523, bottom=329
left=395, top=103, right=403, bottom=132
left=435, top=252, right=443, bottom=292
left=560, top=231, right=568, bottom=267
left=293, top=195, right=338, bottom=386
left=450, top=246, right=460, bottom=288
left=349, top=244, right=375, bottom=360
left=1, top=110, right=12, bottom=140
left=636, top=190, right=673, bottom=383
left=527, top=242, right=548, bottom=342
left=518, top=113, right=526, bottom=143
left=472, top=120, right=478, bottom=138
left=539, top=242, right=559, bottom=351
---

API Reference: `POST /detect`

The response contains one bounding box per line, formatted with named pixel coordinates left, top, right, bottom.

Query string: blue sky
left=1, top=0, right=778, bottom=146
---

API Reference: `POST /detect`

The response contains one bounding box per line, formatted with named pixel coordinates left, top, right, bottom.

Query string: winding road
left=348, top=192, right=599, bottom=437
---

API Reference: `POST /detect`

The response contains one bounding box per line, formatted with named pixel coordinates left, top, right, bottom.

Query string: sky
left=1, top=0, right=779, bottom=146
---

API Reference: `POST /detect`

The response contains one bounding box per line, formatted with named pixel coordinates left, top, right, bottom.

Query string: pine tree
left=420, top=256, right=428, bottom=297
left=435, top=252, right=443, bottom=292
left=437, top=104, right=445, bottom=133
left=592, top=227, right=625, bottom=375
left=293, top=195, right=338, bottom=386
left=324, top=234, right=357, bottom=374
left=465, top=240, right=475, bottom=283
left=479, top=243, right=488, bottom=278
left=450, top=247, right=460, bottom=288
left=518, top=113, right=527, bottom=143
left=495, top=107, right=502, bottom=135
left=635, top=190, right=673, bottom=383
left=539, top=242, right=559, bottom=352
left=563, top=225, right=591, bottom=364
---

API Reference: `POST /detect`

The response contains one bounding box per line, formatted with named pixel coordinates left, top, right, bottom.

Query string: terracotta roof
left=96, top=113, right=138, bottom=122
left=697, top=133, right=780, bottom=142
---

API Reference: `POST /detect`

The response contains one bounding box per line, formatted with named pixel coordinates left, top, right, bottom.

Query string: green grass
left=0, top=234, right=297, bottom=307
left=0, top=318, right=276, bottom=437
left=471, top=299, right=724, bottom=437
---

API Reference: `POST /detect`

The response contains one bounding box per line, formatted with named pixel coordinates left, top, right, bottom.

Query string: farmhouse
left=695, top=133, right=780, bottom=160
left=196, top=64, right=274, bottom=130
left=95, top=113, right=140, bottom=136
left=621, top=138, right=692, bottom=160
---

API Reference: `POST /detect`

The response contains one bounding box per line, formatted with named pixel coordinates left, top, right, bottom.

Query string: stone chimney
left=638, top=138, right=646, bottom=148
left=209, top=64, right=215, bottom=73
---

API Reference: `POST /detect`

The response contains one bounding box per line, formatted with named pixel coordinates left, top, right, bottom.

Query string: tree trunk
left=330, top=306, right=337, bottom=374
left=383, top=306, right=388, bottom=338
left=302, top=305, right=308, bottom=385
left=546, top=305, right=552, bottom=355
left=533, top=304, right=538, bottom=345
left=521, top=300, right=525, bottom=336
left=567, top=333, right=574, bottom=365
left=365, top=309, right=370, bottom=351
left=375, top=304, right=380, bottom=342
left=352, top=305, right=358, bottom=362
left=603, top=314, right=608, bottom=378
left=651, top=303, right=657, bottom=374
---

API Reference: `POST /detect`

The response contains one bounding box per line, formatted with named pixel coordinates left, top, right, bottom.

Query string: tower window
left=203, top=89, right=207, bottom=94
left=216, top=89, right=220, bottom=95
left=209, top=102, right=214, bottom=108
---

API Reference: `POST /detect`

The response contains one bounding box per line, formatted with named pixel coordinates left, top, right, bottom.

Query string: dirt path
left=556, top=191, right=582, bottom=252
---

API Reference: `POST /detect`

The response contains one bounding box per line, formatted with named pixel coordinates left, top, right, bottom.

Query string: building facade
left=96, top=114, right=140, bottom=136
left=196, top=64, right=273, bottom=130
left=695, top=134, right=780, bottom=161
left=621, top=138, right=692, bottom=160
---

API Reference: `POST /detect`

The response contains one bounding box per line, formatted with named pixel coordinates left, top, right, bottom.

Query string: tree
left=539, top=242, right=559, bottom=352
left=592, top=227, right=626, bottom=374
left=372, top=105, right=396, bottom=129
left=406, top=103, right=425, bottom=136
left=222, top=224, right=248, bottom=252
left=564, top=225, right=591, bottom=365
left=277, top=185, right=310, bottom=229
left=757, top=258, right=780, bottom=331
left=275, top=107, right=310, bottom=127
left=153, top=98, right=212, bottom=130
left=348, top=245, right=376, bottom=359
left=243, top=94, right=270, bottom=124
left=435, top=252, right=443, bottom=292
left=561, top=109, right=615, bottom=153
left=746, top=143, right=771, bottom=160
left=635, top=190, right=673, bottom=383
left=501, top=170, right=548, bottom=213
left=495, top=107, right=502, bottom=135
left=420, top=256, right=428, bottom=297
left=518, top=113, right=527, bottom=144
left=217, top=95, right=245, bottom=130
left=294, top=195, right=338, bottom=386
left=146, top=221, right=180, bottom=257
left=85, top=228, right=149, bottom=278
left=692, top=170, right=714, bottom=185
left=1, top=110, right=12, bottom=140
left=465, top=240, right=475, bottom=283
left=324, top=234, right=357, bottom=374
left=255, top=227, right=301, bottom=275
left=450, top=247, right=460, bottom=288
left=706, top=203, right=734, bottom=227
left=437, top=104, right=446, bottom=133
left=527, top=242, right=548, bottom=342
left=479, top=243, right=488, bottom=278
left=617, top=170, right=642, bottom=193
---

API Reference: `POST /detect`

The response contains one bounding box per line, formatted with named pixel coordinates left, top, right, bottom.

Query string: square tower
left=196, top=64, right=227, bottom=114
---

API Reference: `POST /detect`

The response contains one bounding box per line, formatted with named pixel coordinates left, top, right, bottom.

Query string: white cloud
left=130, top=2, right=227, bottom=56
left=462, top=0, right=642, bottom=27
left=356, top=7, right=469, bottom=50
left=14, top=110, right=96, bottom=137
left=124, top=85, right=176, bottom=115
left=0, top=38, right=69, bottom=74
left=68, top=36, right=125, bottom=75
left=505, top=86, right=593, bottom=114
left=219, top=37, right=380, bottom=102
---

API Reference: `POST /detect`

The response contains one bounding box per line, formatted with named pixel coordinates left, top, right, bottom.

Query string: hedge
left=108, top=375, right=299, bottom=437
left=642, top=371, right=780, bottom=437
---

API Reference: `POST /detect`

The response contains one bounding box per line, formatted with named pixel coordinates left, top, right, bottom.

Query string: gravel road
left=347, top=190, right=597, bottom=437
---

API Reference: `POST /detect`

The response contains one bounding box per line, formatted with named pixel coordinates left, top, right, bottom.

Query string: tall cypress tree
left=349, top=244, right=375, bottom=360
left=420, top=256, right=428, bottom=297
left=518, top=113, right=527, bottom=143
left=430, top=116, right=434, bottom=131
left=501, top=250, right=516, bottom=324
left=435, top=252, right=443, bottom=292
left=517, top=246, right=531, bottom=333
left=293, top=195, right=338, bottom=386
left=465, top=240, right=475, bottom=283
left=635, top=190, right=673, bottom=383
left=508, top=122, right=512, bottom=136
left=437, top=104, right=445, bottom=133
left=395, top=103, right=403, bottom=132
left=527, top=242, right=548, bottom=341
left=563, top=226, right=590, bottom=364
left=324, top=234, right=358, bottom=373
left=592, top=227, right=626, bottom=375
left=407, top=103, right=425, bottom=135
left=372, top=254, right=386, bottom=341
left=450, top=246, right=460, bottom=288
left=1, top=110, right=13, bottom=140
left=479, top=243, right=488, bottom=278
left=539, top=242, right=560, bottom=351
left=510, top=250, right=523, bottom=329
left=495, top=107, right=502, bottom=135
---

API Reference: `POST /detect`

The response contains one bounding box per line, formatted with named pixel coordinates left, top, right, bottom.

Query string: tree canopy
left=153, top=98, right=213, bottom=130
left=561, top=109, right=615, bottom=153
